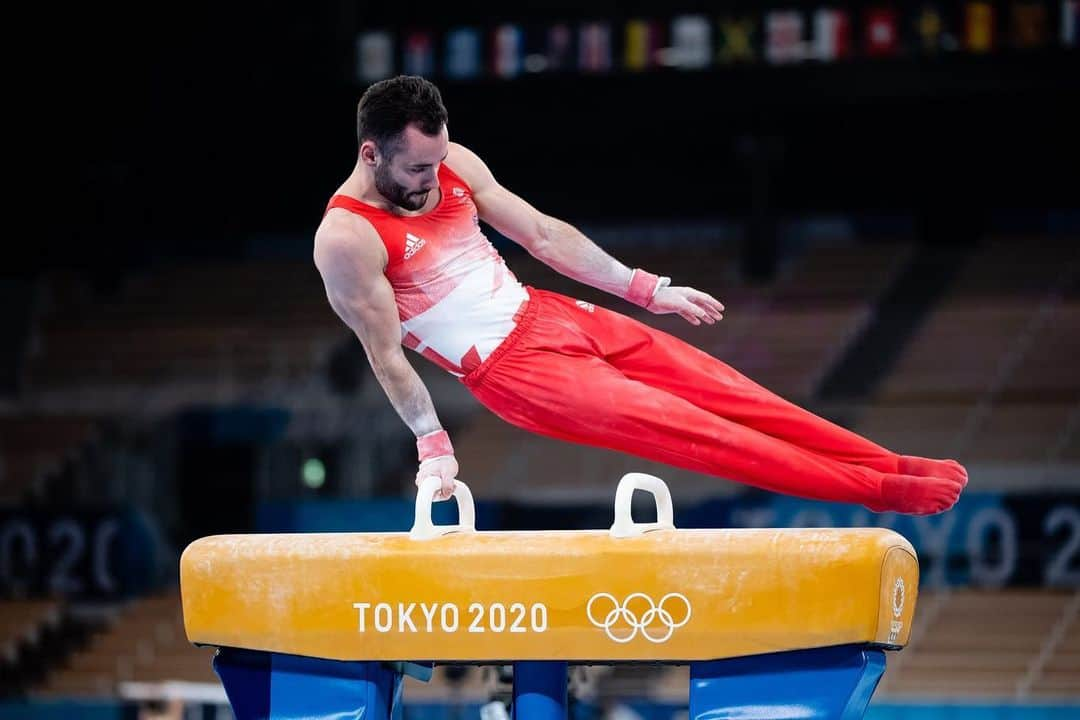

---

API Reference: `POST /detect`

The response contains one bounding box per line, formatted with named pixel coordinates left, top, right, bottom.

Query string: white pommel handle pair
left=409, top=472, right=676, bottom=541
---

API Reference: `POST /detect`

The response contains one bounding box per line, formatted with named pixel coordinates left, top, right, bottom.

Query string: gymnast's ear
left=359, top=140, right=379, bottom=166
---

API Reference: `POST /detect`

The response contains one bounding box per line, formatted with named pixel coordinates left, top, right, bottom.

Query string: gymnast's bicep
left=313, top=224, right=402, bottom=363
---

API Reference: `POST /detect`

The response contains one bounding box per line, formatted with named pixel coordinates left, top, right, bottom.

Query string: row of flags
left=357, top=1, right=1080, bottom=83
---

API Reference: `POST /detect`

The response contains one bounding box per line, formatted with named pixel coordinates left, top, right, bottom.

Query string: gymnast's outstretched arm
left=446, top=142, right=724, bottom=326
left=314, top=215, right=458, bottom=499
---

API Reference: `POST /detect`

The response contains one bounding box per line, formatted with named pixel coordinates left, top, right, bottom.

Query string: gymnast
left=313, top=75, right=967, bottom=514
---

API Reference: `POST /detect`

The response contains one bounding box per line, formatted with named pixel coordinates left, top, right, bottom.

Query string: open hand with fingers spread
left=647, top=285, right=725, bottom=326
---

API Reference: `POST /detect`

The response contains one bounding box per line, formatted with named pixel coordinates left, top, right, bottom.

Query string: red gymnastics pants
left=462, top=288, right=966, bottom=514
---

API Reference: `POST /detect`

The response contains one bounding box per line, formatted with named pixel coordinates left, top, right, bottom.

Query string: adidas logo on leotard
left=404, top=233, right=427, bottom=260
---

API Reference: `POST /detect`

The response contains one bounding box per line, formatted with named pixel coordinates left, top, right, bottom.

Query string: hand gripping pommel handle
left=410, top=476, right=477, bottom=540
left=609, top=472, right=676, bottom=538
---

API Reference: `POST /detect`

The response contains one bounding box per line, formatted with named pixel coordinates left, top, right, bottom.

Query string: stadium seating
left=23, top=262, right=348, bottom=403
left=33, top=593, right=215, bottom=698
left=0, top=415, right=101, bottom=503
left=0, top=599, right=62, bottom=665
left=858, top=239, right=1079, bottom=473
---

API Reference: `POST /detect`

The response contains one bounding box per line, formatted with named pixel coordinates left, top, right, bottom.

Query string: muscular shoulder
left=314, top=208, right=387, bottom=277
left=445, top=142, right=496, bottom=193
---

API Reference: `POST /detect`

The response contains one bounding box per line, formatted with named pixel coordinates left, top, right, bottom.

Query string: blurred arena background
left=3, top=0, right=1079, bottom=718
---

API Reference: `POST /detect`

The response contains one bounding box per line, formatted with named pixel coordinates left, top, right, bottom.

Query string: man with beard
left=314, top=75, right=967, bottom=514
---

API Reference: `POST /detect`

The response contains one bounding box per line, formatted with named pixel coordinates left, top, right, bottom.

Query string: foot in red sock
left=898, top=455, right=968, bottom=487
left=868, top=473, right=965, bottom=515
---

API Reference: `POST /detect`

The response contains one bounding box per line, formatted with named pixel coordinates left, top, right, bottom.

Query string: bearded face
left=373, top=156, right=433, bottom=211
left=371, top=124, right=449, bottom=212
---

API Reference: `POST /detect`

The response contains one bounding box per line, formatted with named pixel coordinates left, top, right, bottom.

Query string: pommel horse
left=180, top=473, right=919, bottom=720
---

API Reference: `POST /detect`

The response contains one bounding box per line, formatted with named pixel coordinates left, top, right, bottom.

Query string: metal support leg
left=213, top=647, right=402, bottom=720
left=690, top=644, right=886, bottom=720
left=513, top=661, right=568, bottom=720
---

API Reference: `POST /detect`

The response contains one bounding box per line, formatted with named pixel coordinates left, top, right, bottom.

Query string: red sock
left=898, top=455, right=969, bottom=486
left=867, top=473, right=965, bottom=515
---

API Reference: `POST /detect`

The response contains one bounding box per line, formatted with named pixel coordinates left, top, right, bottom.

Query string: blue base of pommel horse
left=180, top=473, right=918, bottom=720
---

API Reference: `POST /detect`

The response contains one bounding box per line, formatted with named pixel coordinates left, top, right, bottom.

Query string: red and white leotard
left=325, top=164, right=528, bottom=377
left=324, top=163, right=954, bottom=516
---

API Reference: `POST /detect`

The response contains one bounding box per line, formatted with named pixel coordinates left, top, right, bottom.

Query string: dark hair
left=356, top=75, right=448, bottom=158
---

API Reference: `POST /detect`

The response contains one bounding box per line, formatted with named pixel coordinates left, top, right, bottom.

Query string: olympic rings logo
left=586, top=592, right=692, bottom=644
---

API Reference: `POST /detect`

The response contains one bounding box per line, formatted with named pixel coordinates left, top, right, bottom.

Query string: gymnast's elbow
left=518, top=215, right=559, bottom=260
